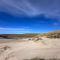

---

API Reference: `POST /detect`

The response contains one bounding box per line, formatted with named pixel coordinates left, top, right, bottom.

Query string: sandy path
left=0, top=39, right=60, bottom=60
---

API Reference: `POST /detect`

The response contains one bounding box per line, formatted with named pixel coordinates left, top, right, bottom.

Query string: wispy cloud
left=53, top=23, right=59, bottom=26
left=0, top=27, right=32, bottom=34
left=0, top=0, right=60, bottom=18
left=51, top=22, right=60, bottom=27
left=0, top=0, right=39, bottom=16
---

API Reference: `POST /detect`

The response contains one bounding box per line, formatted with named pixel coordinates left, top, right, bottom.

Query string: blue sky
left=0, top=0, right=60, bottom=34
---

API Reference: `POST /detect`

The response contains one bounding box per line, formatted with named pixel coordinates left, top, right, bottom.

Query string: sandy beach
left=0, top=38, right=60, bottom=60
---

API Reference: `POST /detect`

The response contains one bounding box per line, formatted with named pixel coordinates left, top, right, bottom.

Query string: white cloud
left=0, top=27, right=32, bottom=34
left=0, top=0, right=60, bottom=18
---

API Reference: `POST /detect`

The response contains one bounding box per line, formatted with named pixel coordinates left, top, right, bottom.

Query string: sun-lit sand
left=0, top=38, right=60, bottom=60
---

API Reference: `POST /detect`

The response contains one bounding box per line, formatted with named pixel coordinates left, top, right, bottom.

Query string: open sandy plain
left=0, top=38, right=60, bottom=60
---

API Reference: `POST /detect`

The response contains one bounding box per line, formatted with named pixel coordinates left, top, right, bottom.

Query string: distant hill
left=0, top=34, right=38, bottom=39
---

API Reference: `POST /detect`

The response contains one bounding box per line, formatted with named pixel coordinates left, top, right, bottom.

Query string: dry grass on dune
left=24, top=57, right=59, bottom=60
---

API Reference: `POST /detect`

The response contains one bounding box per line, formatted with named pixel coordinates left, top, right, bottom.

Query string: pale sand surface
left=0, top=38, right=60, bottom=60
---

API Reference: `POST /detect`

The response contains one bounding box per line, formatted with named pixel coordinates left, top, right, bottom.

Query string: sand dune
left=0, top=38, right=60, bottom=60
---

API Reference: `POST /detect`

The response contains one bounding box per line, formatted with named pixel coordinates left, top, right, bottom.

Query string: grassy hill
left=46, top=30, right=60, bottom=38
